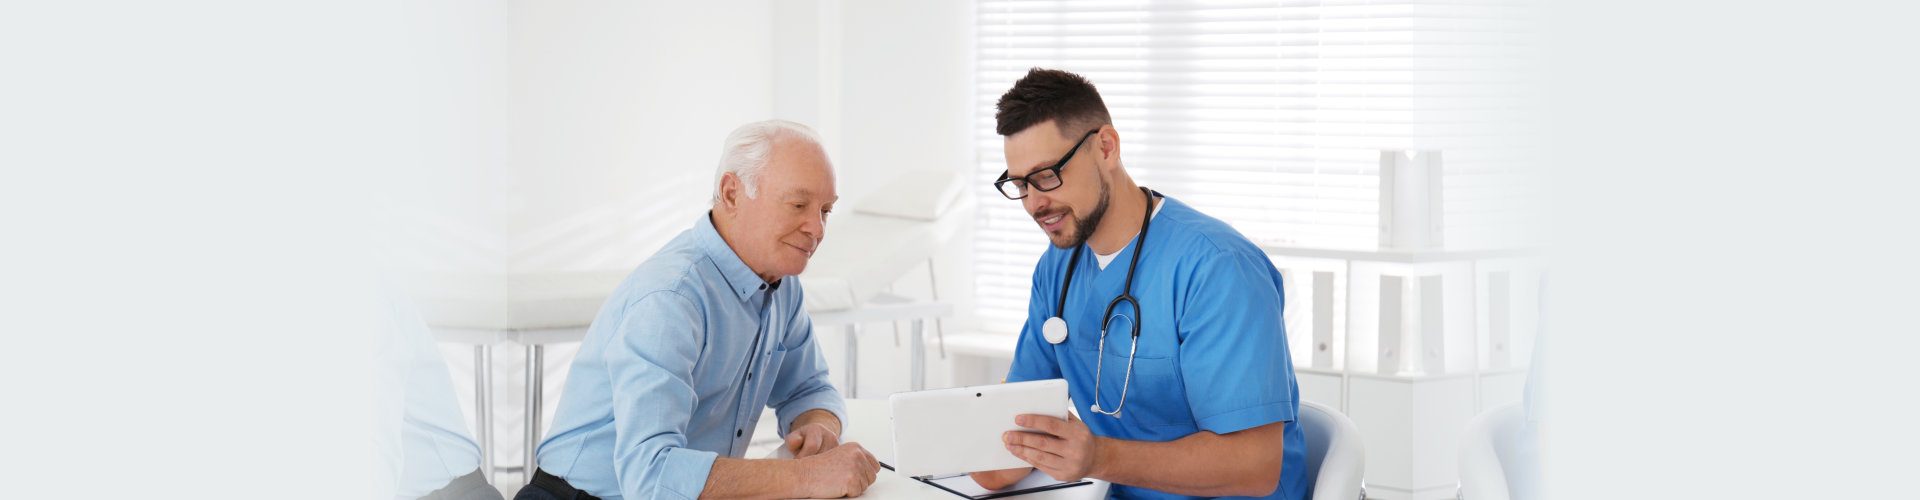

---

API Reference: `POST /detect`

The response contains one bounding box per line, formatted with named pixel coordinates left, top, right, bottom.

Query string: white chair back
left=1458, top=403, right=1527, bottom=500
left=1298, top=400, right=1366, bottom=500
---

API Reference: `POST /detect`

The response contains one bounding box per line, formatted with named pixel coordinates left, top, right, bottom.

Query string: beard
left=1051, top=171, right=1111, bottom=249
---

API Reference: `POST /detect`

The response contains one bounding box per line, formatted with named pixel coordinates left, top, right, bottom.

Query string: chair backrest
left=1458, top=403, right=1526, bottom=500
left=1297, top=400, right=1365, bottom=500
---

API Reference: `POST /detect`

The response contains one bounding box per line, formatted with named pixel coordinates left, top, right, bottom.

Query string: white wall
left=498, top=0, right=974, bottom=311
left=3, top=1, right=517, bottom=496
left=833, top=1, right=977, bottom=204
left=389, top=1, right=512, bottom=276
left=507, top=1, right=775, bottom=273
left=793, top=0, right=985, bottom=397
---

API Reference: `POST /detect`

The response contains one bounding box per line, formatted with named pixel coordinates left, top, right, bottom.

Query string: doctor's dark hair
left=994, top=67, right=1113, bottom=138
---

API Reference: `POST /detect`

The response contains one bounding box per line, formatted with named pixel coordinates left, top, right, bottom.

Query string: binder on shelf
left=1489, top=271, right=1512, bottom=369
left=1420, top=274, right=1445, bottom=374
left=1378, top=274, right=1403, bottom=375
left=1313, top=270, right=1335, bottom=369
left=1378, top=150, right=1445, bottom=250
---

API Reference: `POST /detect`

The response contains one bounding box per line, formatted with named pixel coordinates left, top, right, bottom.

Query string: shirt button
left=736, top=429, right=743, bottom=437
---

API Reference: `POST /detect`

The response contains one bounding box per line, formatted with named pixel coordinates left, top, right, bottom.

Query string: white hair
left=711, top=119, right=825, bottom=205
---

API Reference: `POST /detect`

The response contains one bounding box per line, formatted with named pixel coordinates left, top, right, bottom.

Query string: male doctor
left=968, top=68, right=1306, bottom=500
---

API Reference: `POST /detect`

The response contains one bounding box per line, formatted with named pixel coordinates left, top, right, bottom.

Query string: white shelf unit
left=1266, top=245, right=1543, bottom=500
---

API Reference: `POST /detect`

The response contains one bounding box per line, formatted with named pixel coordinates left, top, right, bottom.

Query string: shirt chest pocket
left=756, top=342, right=791, bottom=385
left=1094, top=349, right=1191, bottom=428
left=1074, top=331, right=1191, bottom=428
left=754, top=314, right=807, bottom=381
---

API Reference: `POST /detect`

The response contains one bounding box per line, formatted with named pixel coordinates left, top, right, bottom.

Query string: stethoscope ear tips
left=1043, top=316, right=1069, bottom=344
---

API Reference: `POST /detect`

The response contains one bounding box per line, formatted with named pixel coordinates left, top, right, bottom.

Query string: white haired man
left=516, top=120, right=880, bottom=500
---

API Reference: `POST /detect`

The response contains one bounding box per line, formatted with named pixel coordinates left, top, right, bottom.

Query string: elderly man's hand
left=783, top=420, right=841, bottom=459
left=1003, top=412, right=1104, bottom=482
left=798, top=442, right=880, bottom=498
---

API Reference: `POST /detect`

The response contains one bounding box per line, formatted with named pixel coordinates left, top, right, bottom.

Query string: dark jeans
left=420, top=469, right=506, bottom=500
left=512, top=468, right=603, bottom=500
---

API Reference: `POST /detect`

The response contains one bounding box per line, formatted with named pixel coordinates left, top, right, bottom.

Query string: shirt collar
left=696, top=212, right=782, bottom=303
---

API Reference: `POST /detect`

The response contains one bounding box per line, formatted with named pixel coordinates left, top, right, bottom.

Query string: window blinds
left=972, top=0, right=1534, bottom=331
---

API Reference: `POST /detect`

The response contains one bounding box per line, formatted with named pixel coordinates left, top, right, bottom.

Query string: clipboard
left=879, top=458, right=1092, bottom=499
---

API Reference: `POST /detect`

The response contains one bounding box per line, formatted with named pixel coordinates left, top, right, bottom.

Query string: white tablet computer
left=889, top=378, right=1071, bottom=478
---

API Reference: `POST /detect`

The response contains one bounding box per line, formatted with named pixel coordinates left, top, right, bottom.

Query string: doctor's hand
left=784, top=421, right=841, bottom=458
left=969, top=467, right=1033, bottom=490
left=1004, top=412, right=1104, bottom=482
left=797, top=442, right=880, bottom=498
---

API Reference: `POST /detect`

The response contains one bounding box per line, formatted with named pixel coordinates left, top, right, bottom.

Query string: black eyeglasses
left=994, top=129, right=1100, bottom=200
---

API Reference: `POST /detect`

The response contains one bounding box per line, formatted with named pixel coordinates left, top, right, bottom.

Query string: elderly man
left=516, top=120, right=880, bottom=500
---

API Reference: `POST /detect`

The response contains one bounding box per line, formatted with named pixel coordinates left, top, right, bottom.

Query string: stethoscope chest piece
left=1043, top=316, right=1069, bottom=344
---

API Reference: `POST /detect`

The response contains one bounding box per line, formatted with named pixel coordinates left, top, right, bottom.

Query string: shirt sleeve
left=1006, top=254, right=1063, bottom=383
left=604, top=291, right=719, bottom=500
left=768, top=286, right=848, bottom=437
left=1177, top=248, right=1299, bottom=435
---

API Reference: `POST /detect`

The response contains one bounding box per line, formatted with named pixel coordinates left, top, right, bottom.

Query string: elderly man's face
left=729, top=140, right=837, bottom=282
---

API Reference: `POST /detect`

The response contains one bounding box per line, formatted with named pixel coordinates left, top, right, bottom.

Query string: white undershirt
left=1094, top=196, right=1166, bottom=270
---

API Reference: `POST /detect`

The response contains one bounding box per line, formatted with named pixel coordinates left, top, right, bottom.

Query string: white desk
left=754, top=399, right=1110, bottom=500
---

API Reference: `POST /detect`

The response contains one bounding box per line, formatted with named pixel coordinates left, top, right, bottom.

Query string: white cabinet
left=1347, top=374, right=1477, bottom=500
left=1268, top=246, right=1543, bottom=500
left=1298, top=368, right=1346, bottom=410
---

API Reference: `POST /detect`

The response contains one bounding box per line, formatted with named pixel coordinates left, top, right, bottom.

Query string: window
left=971, top=0, right=1536, bottom=332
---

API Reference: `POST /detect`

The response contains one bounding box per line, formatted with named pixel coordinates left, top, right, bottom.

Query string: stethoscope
left=1041, top=186, right=1156, bottom=418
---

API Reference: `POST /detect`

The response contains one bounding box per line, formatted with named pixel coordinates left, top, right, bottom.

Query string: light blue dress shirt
left=535, top=213, right=846, bottom=500
left=1006, top=194, right=1306, bottom=500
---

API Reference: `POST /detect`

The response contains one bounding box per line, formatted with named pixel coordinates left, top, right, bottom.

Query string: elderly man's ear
left=717, top=172, right=743, bottom=214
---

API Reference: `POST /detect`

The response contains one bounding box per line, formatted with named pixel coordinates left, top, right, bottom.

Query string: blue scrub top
left=1006, top=194, right=1306, bottom=500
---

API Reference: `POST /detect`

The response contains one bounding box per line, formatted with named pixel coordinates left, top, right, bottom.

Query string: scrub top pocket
left=1090, top=339, right=1192, bottom=429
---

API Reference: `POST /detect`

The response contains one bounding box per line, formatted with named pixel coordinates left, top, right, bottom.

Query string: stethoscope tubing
left=1049, top=186, right=1156, bottom=417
